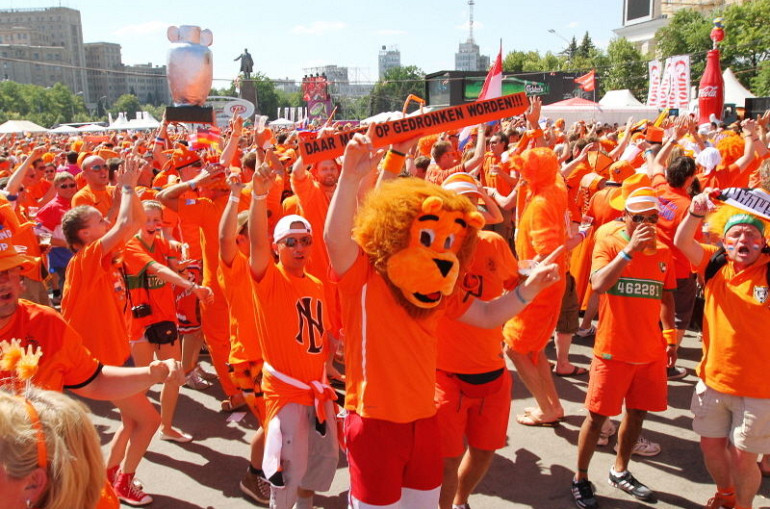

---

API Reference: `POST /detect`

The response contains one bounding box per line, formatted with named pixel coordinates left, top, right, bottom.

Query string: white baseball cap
left=273, top=214, right=312, bottom=243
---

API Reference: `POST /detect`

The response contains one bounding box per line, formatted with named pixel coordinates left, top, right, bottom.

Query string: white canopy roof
left=0, top=120, right=48, bottom=133
left=269, top=118, right=295, bottom=127
left=49, top=125, right=80, bottom=134
left=599, top=89, right=645, bottom=107
left=723, top=67, right=755, bottom=106
left=78, top=124, right=108, bottom=132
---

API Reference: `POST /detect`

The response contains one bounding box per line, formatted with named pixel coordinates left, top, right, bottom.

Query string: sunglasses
left=280, top=236, right=312, bottom=247
left=88, top=164, right=106, bottom=171
left=58, top=183, right=76, bottom=189
left=630, top=214, right=659, bottom=224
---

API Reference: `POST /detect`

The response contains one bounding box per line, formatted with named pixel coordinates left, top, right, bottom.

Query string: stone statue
left=234, top=48, right=254, bottom=78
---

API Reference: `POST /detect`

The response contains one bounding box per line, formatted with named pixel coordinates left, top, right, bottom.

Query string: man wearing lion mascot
left=324, top=128, right=564, bottom=509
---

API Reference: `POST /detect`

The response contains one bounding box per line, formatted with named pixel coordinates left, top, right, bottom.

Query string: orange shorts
left=229, top=360, right=265, bottom=424
left=435, top=368, right=511, bottom=457
left=585, top=356, right=667, bottom=417
left=503, top=278, right=565, bottom=354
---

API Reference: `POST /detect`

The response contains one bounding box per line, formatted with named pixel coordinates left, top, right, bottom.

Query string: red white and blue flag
left=458, top=44, right=503, bottom=150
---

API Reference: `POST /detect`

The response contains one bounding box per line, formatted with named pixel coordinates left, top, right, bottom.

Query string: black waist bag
left=145, top=321, right=178, bottom=345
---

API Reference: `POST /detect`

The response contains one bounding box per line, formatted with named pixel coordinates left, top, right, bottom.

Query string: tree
left=0, top=81, right=87, bottom=126
left=251, top=72, right=282, bottom=119
left=577, top=32, right=595, bottom=59
left=603, top=38, right=648, bottom=101
left=369, top=65, right=425, bottom=115
left=110, top=94, right=141, bottom=119
left=565, top=36, right=579, bottom=63
left=721, top=0, right=770, bottom=86
left=655, top=9, right=713, bottom=82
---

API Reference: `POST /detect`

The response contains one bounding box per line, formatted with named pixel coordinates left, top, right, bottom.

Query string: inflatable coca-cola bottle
left=698, top=18, right=725, bottom=124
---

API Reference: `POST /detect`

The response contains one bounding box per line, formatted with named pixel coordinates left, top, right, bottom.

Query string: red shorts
left=345, top=412, right=442, bottom=506
left=585, top=356, right=667, bottom=416
left=435, top=369, right=511, bottom=457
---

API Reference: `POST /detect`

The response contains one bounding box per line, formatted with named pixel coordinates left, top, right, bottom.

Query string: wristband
left=644, top=149, right=654, bottom=156
left=188, top=181, right=198, bottom=190
left=388, top=148, right=406, bottom=157
left=5, top=193, right=18, bottom=202
left=252, top=191, right=268, bottom=201
left=121, top=186, right=133, bottom=194
left=619, top=250, right=633, bottom=261
left=228, top=194, right=240, bottom=204
left=382, top=149, right=406, bottom=175
left=155, top=137, right=165, bottom=143
left=688, top=209, right=705, bottom=218
left=662, top=328, right=677, bottom=346
left=514, top=286, right=529, bottom=304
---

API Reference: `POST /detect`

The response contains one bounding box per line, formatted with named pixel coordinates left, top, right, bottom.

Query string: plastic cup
left=518, top=259, right=539, bottom=277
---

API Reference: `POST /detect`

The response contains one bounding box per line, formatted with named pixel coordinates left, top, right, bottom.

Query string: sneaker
left=185, top=369, right=213, bottom=390
left=114, top=472, right=153, bottom=506
left=240, top=469, right=270, bottom=504
left=571, top=478, right=598, bottom=509
left=613, top=436, right=661, bottom=457
left=608, top=470, right=653, bottom=501
left=194, top=364, right=218, bottom=382
left=704, top=492, right=735, bottom=509
left=597, top=420, right=617, bottom=447
left=452, top=504, right=471, bottom=509
left=667, top=366, right=688, bottom=380
left=575, top=325, right=596, bottom=338
left=107, top=465, right=143, bottom=490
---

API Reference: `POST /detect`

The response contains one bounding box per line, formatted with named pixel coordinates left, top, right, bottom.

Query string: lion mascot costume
left=335, top=177, right=485, bottom=508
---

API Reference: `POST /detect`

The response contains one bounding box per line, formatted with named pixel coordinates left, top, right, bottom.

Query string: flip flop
left=523, top=406, right=565, bottom=421
left=553, top=366, right=588, bottom=377
left=516, top=413, right=560, bottom=427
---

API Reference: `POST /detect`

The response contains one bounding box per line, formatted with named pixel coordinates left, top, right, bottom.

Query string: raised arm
left=72, top=359, right=184, bottom=401
left=459, top=246, right=564, bottom=328
left=673, top=190, right=712, bottom=267
left=219, top=114, right=243, bottom=168
left=462, top=124, right=487, bottom=173
left=156, top=165, right=222, bottom=212
left=218, top=172, right=245, bottom=267
left=99, top=163, right=142, bottom=255
left=6, top=146, right=45, bottom=196
left=248, top=163, right=276, bottom=281
left=325, top=128, right=377, bottom=277
left=591, top=223, right=652, bottom=294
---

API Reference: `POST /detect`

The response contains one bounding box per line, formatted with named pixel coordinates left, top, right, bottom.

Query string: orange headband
left=22, top=398, right=47, bottom=469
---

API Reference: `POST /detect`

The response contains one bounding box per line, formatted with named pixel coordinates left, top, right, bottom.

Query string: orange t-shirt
left=480, top=153, right=515, bottom=196
left=591, top=228, right=676, bottom=364
left=176, top=196, right=226, bottom=288
left=425, top=162, right=464, bottom=185
left=281, top=194, right=301, bottom=216
left=564, top=161, right=591, bottom=224
left=697, top=163, right=747, bottom=191
left=336, top=250, right=472, bottom=423
left=290, top=174, right=331, bottom=281
left=695, top=245, right=770, bottom=398
left=72, top=185, right=113, bottom=217
left=653, top=174, right=697, bottom=279
left=122, top=235, right=178, bottom=341
left=218, top=251, right=263, bottom=365
left=0, top=299, right=101, bottom=391
left=62, top=240, right=131, bottom=366
left=252, top=262, right=328, bottom=384
left=437, top=231, right=518, bottom=374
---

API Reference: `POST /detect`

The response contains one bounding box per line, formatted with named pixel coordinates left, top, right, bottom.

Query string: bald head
left=81, top=156, right=109, bottom=190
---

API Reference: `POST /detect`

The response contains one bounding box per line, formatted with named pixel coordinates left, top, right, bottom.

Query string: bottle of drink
left=698, top=49, right=724, bottom=125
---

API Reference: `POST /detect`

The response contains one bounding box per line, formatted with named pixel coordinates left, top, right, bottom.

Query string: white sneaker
left=597, top=420, right=617, bottom=446
left=185, top=369, right=213, bottom=390
left=575, top=325, right=596, bottom=338
left=194, top=364, right=218, bottom=382
left=614, top=436, right=661, bottom=457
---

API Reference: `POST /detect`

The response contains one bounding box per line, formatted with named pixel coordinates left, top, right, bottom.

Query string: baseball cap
left=273, top=215, right=312, bottom=243
left=442, top=172, right=482, bottom=198
left=0, top=241, right=34, bottom=272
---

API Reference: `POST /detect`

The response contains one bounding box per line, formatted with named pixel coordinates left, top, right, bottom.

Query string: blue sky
left=2, top=0, right=622, bottom=84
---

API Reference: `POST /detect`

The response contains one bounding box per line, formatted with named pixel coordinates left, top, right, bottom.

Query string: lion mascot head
left=353, top=178, right=485, bottom=316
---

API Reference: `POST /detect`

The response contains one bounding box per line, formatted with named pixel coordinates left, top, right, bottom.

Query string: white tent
left=599, top=89, right=645, bottom=107
left=269, top=118, right=295, bottom=128
left=0, top=120, right=48, bottom=133
left=723, top=67, right=755, bottom=107
left=77, top=124, right=108, bottom=132
left=49, top=125, right=80, bottom=134
left=542, top=95, right=659, bottom=126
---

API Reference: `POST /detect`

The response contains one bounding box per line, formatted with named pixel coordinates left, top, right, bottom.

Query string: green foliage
left=577, top=32, right=595, bottom=59
left=0, top=81, right=87, bottom=127
left=752, top=60, right=770, bottom=96
left=604, top=38, right=647, bottom=101
left=369, top=65, right=425, bottom=115
left=655, top=9, right=713, bottom=81
left=110, top=94, right=141, bottom=118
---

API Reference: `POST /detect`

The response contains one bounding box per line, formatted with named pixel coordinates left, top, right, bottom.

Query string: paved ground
left=82, top=328, right=770, bottom=509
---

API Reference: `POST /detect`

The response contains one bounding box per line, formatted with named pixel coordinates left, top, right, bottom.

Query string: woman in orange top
left=61, top=159, right=162, bottom=507
left=123, top=200, right=213, bottom=444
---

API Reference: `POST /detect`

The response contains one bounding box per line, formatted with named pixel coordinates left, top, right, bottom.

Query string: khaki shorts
left=691, top=379, right=770, bottom=454
left=556, top=273, right=579, bottom=334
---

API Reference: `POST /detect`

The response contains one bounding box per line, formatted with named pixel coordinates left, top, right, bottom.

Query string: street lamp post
left=548, top=28, right=572, bottom=69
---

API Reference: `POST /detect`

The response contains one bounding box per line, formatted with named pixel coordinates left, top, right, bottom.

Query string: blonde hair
left=0, top=388, right=105, bottom=509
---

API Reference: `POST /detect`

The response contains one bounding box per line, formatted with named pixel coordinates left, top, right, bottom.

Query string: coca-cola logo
left=700, top=86, right=719, bottom=98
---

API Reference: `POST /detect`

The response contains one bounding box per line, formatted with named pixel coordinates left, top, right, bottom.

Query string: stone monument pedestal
left=240, top=78, right=259, bottom=114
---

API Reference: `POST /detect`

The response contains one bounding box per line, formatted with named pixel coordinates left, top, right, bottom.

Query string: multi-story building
left=0, top=7, right=89, bottom=100
left=614, top=0, right=748, bottom=55
left=125, top=63, right=169, bottom=106
left=455, top=40, right=489, bottom=72
left=84, top=42, right=125, bottom=105
left=378, top=45, right=401, bottom=79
